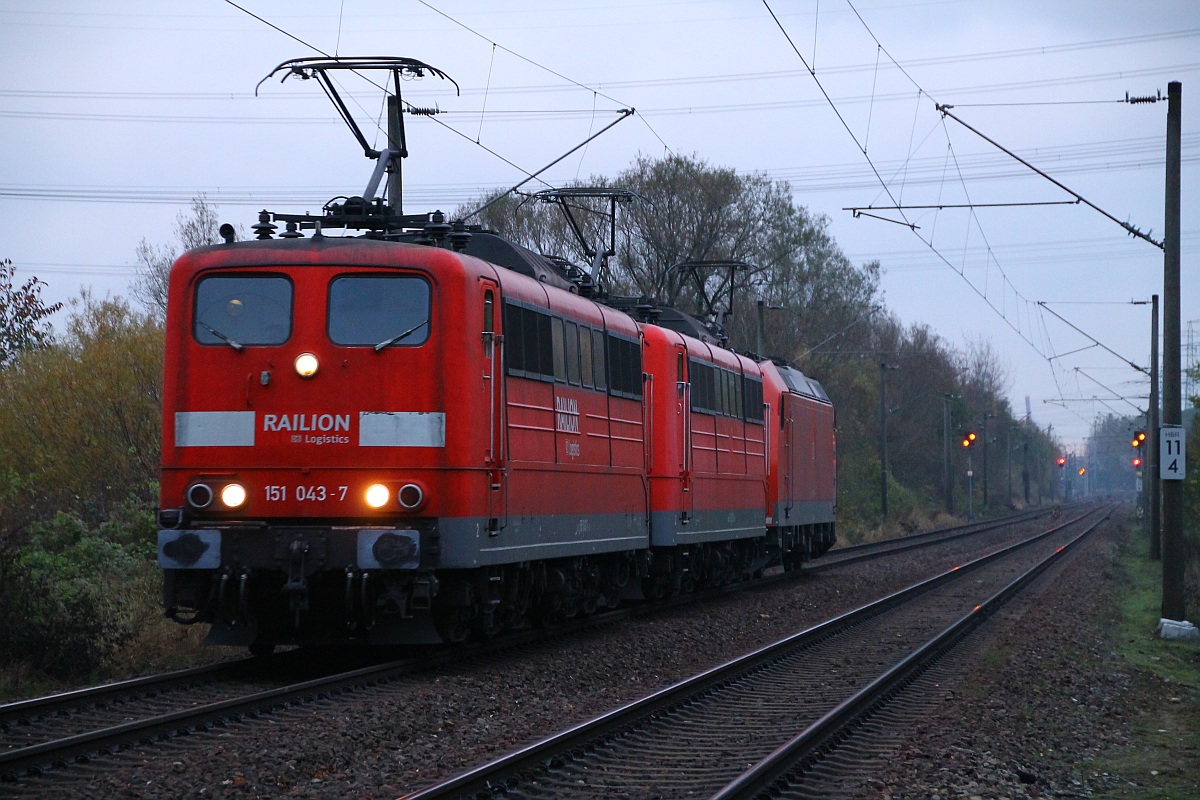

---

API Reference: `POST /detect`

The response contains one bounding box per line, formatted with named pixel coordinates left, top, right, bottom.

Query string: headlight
left=220, top=483, right=247, bottom=508
left=187, top=483, right=214, bottom=509
left=365, top=483, right=390, bottom=508
left=294, top=352, right=319, bottom=378
left=398, top=483, right=425, bottom=510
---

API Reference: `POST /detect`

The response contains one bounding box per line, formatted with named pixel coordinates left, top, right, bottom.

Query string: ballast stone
left=1156, top=618, right=1200, bottom=640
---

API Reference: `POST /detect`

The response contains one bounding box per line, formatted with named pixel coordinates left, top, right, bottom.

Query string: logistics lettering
left=301, top=434, right=350, bottom=445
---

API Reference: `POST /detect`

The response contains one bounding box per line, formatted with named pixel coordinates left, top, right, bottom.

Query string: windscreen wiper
left=374, top=319, right=429, bottom=351
left=196, top=321, right=244, bottom=352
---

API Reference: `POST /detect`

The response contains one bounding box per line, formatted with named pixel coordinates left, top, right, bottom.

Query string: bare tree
left=462, top=153, right=881, bottom=360
left=959, top=336, right=1012, bottom=403
left=0, top=259, right=63, bottom=369
left=132, top=196, right=224, bottom=320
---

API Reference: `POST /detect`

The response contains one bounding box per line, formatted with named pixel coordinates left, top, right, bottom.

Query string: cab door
left=676, top=345, right=694, bottom=523
left=481, top=282, right=506, bottom=532
left=780, top=392, right=795, bottom=522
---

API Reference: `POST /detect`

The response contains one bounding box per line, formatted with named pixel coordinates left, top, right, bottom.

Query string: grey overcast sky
left=1, top=0, right=1196, bottom=449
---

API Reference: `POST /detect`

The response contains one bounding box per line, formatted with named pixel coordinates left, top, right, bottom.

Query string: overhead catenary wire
left=764, top=0, right=1044, bottom=359
left=415, top=0, right=672, bottom=153
left=1037, top=302, right=1150, bottom=376
left=5, top=3, right=1180, bottom=433
left=760, top=0, right=914, bottom=232
left=762, top=0, right=1163, bottom=423
left=416, top=0, right=627, bottom=109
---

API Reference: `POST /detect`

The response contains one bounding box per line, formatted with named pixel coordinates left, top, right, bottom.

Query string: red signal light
left=1056, top=457, right=1066, bottom=467
left=1133, top=457, right=1142, bottom=467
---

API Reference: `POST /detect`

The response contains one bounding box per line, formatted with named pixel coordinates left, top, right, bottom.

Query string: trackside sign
left=1161, top=425, right=1186, bottom=481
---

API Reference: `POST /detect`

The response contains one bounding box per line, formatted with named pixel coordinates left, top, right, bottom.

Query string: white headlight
left=365, top=483, right=390, bottom=508
left=221, top=483, right=247, bottom=508
left=294, top=352, right=319, bottom=377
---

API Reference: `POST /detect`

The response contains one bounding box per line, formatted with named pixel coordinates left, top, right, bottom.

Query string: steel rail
left=0, top=658, right=259, bottom=728
left=0, top=584, right=736, bottom=781
left=808, top=506, right=1053, bottom=570
left=1, top=505, right=1079, bottom=784
left=710, top=506, right=1114, bottom=800
left=0, top=649, right=442, bottom=780
left=400, top=506, right=1104, bottom=799
left=2, top=505, right=1041, bottom=725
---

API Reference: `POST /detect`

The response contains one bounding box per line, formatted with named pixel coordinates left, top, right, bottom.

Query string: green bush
left=0, top=293, right=162, bottom=536
left=0, top=509, right=156, bottom=680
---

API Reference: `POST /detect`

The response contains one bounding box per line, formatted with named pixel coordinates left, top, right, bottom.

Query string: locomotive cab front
left=157, top=237, right=497, bottom=650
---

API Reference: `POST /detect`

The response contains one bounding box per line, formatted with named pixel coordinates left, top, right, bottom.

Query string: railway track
left=401, top=505, right=1111, bottom=799
left=808, top=505, right=1067, bottom=571
left=0, top=506, right=1064, bottom=787
left=0, top=649, right=434, bottom=781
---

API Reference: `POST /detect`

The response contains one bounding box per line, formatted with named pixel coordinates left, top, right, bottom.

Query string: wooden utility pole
left=943, top=394, right=954, bottom=513
left=982, top=413, right=992, bottom=508
left=1161, top=81, right=1185, bottom=620
left=1006, top=426, right=1014, bottom=508
left=879, top=362, right=894, bottom=518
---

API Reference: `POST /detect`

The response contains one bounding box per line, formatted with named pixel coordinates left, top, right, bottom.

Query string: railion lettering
left=555, top=396, right=580, bottom=434
left=263, top=413, right=351, bottom=433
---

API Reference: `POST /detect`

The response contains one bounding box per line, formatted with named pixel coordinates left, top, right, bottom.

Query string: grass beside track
left=0, top=617, right=211, bottom=704
left=1093, top=529, right=1200, bottom=799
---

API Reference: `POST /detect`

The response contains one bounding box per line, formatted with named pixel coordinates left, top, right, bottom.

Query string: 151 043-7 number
left=265, top=485, right=350, bottom=502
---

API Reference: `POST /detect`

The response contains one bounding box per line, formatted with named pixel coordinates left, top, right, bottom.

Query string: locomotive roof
left=774, top=363, right=830, bottom=403
left=181, top=231, right=572, bottom=293
left=398, top=229, right=576, bottom=293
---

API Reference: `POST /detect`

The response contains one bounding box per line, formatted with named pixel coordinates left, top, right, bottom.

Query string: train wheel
left=434, top=578, right=476, bottom=643
left=580, top=561, right=601, bottom=615
left=641, top=575, right=667, bottom=601
left=249, top=638, right=276, bottom=657
left=436, top=607, right=472, bottom=643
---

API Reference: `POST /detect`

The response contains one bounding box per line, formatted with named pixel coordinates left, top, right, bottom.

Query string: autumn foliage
left=0, top=293, right=165, bottom=680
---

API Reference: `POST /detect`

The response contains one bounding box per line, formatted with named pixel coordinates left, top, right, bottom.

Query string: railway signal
left=1133, top=457, right=1143, bottom=468
left=1056, top=456, right=1066, bottom=467
left=1132, top=430, right=1146, bottom=448
left=961, top=431, right=977, bottom=448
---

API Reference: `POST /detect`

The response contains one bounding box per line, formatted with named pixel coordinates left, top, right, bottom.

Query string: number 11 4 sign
left=1161, top=425, right=1186, bottom=481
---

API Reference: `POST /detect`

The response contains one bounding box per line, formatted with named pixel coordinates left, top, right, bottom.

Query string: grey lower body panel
left=773, top=501, right=835, bottom=527
left=649, top=507, right=765, bottom=547
left=437, top=511, right=650, bottom=568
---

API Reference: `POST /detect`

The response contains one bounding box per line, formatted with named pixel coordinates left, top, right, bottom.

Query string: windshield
left=328, top=275, right=432, bottom=347
left=194, top=275, right=292, bottom=347
left=779, top=366, right=829, bottom=402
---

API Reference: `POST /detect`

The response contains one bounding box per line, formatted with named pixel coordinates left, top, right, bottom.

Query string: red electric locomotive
left=156, top=56, right=837, bottom=652
left=760, top=361, right=837, bottom=569
left=640, top=322, right=770, bottom=594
